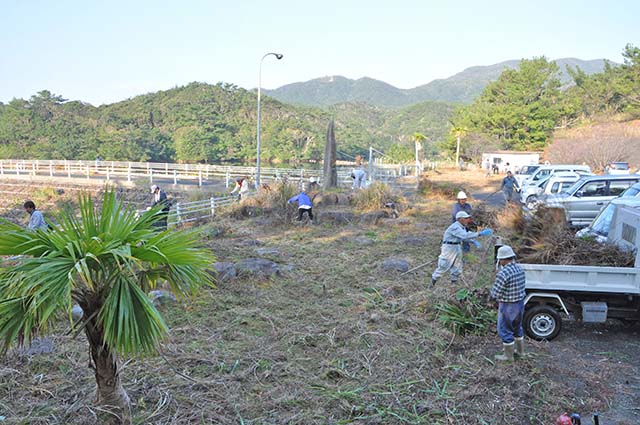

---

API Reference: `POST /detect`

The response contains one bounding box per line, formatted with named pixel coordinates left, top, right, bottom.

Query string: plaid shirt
left=490, top=262, right=526, bottom=303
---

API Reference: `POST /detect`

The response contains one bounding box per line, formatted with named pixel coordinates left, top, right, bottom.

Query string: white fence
left=0, top=159, right=418, bottom=188
left=168, top=195, right=237, bottom=226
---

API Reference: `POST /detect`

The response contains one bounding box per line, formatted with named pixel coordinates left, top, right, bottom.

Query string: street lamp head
left=275, top=53, right=283, bottom=60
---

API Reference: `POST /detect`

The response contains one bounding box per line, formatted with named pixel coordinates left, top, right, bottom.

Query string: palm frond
left=100, top=275, right=168, bottom=355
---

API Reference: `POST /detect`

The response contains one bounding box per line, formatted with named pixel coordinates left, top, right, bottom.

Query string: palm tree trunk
left=85, top=321, right=131, bottom=424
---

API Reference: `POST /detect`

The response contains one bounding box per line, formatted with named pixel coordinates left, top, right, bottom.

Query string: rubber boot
left=494, top=342, right=515, bottom=362
left=514, top=337, right=527, bottom=359
left=431, top=278, right=437, bottom=287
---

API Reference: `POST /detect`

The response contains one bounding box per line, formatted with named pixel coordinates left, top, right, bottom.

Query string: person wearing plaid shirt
left=490, top=245, right=527, bottom=361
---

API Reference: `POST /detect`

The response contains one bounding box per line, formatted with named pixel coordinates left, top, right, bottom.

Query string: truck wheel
left=524, top=305, right=562, bottom=340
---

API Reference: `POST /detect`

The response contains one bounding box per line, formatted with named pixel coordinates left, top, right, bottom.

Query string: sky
left=1, top=0, right=638, bottom=106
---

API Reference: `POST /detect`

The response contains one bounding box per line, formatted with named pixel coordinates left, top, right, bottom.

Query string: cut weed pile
left=0, top=171, right=633, bottom=424
left=496, top=205, right=635, bottom=267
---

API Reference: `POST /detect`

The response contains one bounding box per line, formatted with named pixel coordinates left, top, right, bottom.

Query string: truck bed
left=522, top=263, right=640, bottom=295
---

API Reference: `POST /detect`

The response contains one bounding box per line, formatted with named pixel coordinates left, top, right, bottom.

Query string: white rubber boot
left=494, top=342, right=515, bottom=362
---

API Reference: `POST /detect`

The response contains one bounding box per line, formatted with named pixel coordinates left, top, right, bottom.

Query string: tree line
left=0, top=82, right=453, bottom=165
left=445, top=44, right=640, bottom=161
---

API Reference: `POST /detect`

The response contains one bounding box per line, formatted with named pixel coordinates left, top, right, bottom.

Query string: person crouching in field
left=287, top=189, right=313, bottom=224
left=24, top=200, right=49, bottom=231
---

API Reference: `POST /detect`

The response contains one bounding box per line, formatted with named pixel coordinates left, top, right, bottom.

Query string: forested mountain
left=264, top=58, right=612, bottom=107
left=0, top=83, right=455, bottom=164
left=0, top=46, right=636, bottom=166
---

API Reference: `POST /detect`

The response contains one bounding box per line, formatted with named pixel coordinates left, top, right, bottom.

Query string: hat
left=455, top=211, right=471, bottom=219
left=456, top=191, right=468, bottom=200
left=496, top=245, right=516, bottom=260
left=150, top=185, right=159, bottom=193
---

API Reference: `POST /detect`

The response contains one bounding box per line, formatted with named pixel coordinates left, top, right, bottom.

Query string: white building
left=481, top=151, right=541, bottom=173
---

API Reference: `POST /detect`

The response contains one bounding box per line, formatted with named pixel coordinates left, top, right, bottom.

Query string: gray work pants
left=431, top=244, right=463, bottom=282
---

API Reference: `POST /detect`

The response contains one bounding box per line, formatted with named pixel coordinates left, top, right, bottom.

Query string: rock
left=255, top=248, right=280, bottom=257
left=17, top=337, right=55, bottom=356
left=211, top=262, right=237, bottom=281
left=239, top=239, right=263, bottom=247
left=318, top=211, right=356, bottom=224
left=380, top=217, right=412, bottom=226
left=236, top=258, right=283, bottom=278
left=353, top=236, right=374, bottom=246
left=360, top=210, right=389, bottom=225
left=382, top=259, right=410, bottom=272
left=149, top=290, right=177, bottom=306
left=312, top=193, right=338, bottom=206
left=401, top=236, right=427, bottom=247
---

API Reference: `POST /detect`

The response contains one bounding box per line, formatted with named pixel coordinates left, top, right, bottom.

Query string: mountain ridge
left=264, top=58, right=614, bottom=107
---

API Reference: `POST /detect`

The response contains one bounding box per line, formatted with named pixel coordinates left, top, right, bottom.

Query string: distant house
left=482, top=151, right=541, bottom=173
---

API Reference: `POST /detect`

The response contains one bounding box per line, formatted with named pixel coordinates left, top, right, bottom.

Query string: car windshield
left=519, top=165, right=539, bottom=175
left=562, top=177, right=588, bottom=195
left=538, top=176, right=551, bottom=189
left=589, top=203, right=615, bottom=236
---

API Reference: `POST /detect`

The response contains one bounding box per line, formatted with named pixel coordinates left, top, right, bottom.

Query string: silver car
left=541, top=175, right=640, bottom=227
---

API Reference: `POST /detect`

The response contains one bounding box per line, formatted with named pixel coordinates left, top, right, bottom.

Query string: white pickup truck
left=520, top=204, right=640, bottom=340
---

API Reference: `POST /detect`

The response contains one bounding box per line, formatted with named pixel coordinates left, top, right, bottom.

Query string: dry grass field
left=1, top=168, right=638, bottom=424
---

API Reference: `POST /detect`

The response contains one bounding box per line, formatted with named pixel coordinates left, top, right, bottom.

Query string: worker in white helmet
left=452, top=191, right=473, bottom=252
left=431, top=211, right=493, bottom=286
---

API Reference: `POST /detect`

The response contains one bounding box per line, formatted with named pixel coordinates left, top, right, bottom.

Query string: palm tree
left=413, top=132, right=427, bottom=176
left=0, top=190, right=214, bottom=424
left=451, top=127, right=468, bottom=167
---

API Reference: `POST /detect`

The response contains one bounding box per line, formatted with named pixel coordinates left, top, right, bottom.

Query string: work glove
left=479, top=228, right=493, bottom=237
left=471, top=240, right=482, bottom=249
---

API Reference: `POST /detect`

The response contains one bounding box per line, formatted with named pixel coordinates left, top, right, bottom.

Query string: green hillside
left=0, top=83, right=454, bottom=164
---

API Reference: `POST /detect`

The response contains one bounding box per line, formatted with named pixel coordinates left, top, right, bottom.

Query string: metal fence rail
left=168, top=195, right=237, bottom=225
left=0, top=158, right=419, bottom=188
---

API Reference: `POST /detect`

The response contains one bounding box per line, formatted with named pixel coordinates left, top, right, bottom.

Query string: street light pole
left=256, top=52, right=283, bottom=190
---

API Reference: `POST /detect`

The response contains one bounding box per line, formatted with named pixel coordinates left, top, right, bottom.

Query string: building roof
left=484, top=151, right=543, bottom=155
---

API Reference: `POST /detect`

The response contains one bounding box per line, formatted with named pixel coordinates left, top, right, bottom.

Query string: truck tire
left=524, top=305, right=562, bottom=341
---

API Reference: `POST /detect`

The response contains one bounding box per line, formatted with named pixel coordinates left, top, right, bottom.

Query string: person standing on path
left=484, top=160, right=491, bottom=178
left=288, top=189, right=314, bottom=224
left=451, top=191, right=473, bottom=253
left=431, top=211, right=493, bottom=286
left=490, top=245, right=527, bottom=362
left=500, top=171, right=520, bottom=203
left=23, top=200, right=48, bottom=231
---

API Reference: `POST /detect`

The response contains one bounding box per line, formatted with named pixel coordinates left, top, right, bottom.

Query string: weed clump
left=436, top=288, right=495, bottom=336
left=353, top=182, right=406, bottom=212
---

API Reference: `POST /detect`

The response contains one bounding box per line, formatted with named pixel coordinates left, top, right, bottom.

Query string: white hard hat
left=457, top=191, right=468, bottom=200
left=309, top=177, right=316, bottom=183
left=496, top=245, right=516, bottom=260
left=150, top=185, right=159, bottom=193
left=455, top=211, right=471, bottom=219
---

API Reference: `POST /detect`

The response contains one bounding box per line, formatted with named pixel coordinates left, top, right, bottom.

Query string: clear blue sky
left=1, top=0, right=638, bottom=106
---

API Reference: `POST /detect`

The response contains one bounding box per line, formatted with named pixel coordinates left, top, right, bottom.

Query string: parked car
left=520, top=171, right=589, bottom=209
left=513, top=164, right=541, bottom=186
left=541, top=174, right=640, bottom=227
left=576, top=182, right=640, bottom=241
left=605, top=162, right=631, bottom=175
left=521, top=164, right=592, bottom=188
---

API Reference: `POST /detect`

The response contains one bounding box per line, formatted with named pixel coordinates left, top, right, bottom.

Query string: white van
left=520, top=171, right=588, bottom=209
left=521, top=164, right=592, bottom=188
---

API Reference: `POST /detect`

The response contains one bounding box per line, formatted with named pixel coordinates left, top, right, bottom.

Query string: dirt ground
left=0, top=168, right=638, bottom=424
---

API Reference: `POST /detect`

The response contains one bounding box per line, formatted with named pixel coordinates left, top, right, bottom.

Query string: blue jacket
left=451, top=202, right=472, bottom=223
left=288, top=192, right=312, bottom=208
